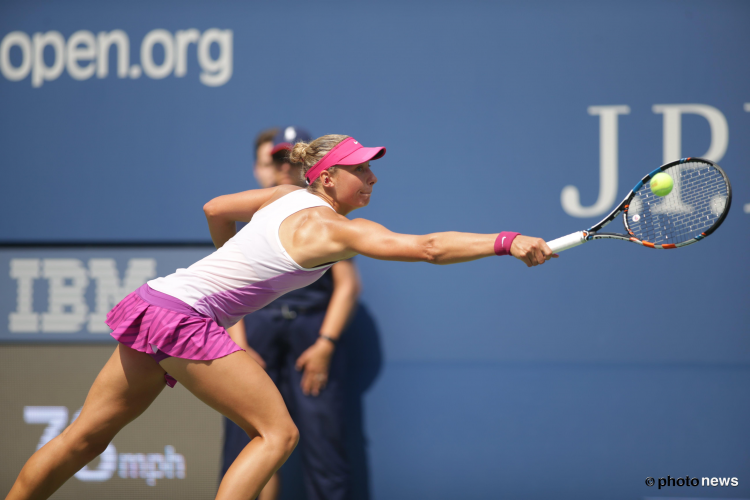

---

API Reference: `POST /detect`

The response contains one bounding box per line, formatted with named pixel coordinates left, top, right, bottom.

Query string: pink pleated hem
left=106, top=287, right=244, bottom=387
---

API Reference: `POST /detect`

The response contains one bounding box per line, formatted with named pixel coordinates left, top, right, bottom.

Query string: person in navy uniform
left=221, top=127, right=362, bottom=500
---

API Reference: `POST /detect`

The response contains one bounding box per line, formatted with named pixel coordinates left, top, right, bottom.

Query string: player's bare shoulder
left=278, top=202, right=353, bottom=267
left=291, top=204, right=349, bottom=243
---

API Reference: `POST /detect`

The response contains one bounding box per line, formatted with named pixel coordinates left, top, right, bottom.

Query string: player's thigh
left=160, top=351, right=295, bottom=439
left=63, top=344, right=167, bottom=446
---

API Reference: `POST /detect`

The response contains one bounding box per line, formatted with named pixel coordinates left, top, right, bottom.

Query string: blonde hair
left=289, top=134, right=349, bottom=188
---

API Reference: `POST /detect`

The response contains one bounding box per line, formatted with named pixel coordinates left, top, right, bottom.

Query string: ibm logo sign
left=9, top=258, right=155, bottom=334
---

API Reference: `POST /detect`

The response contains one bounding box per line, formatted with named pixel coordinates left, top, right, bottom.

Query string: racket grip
left=547, top=231, right=587, bottom=253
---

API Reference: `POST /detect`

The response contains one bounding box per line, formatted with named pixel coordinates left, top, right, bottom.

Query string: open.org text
left=0, top=28, right=232, bottom=87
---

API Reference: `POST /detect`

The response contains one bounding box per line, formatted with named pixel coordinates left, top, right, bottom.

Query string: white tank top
left=148, top=189, right=336, bottom=328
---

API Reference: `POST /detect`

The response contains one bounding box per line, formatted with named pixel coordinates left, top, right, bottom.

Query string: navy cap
left=271, top=126, right=312, bottom=155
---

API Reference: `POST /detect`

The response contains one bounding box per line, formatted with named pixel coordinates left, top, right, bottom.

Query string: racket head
left=621, top=158, right=731, bottom=248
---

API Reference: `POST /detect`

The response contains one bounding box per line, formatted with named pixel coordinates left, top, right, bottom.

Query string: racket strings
left=625, top=161, right=728, bottom=245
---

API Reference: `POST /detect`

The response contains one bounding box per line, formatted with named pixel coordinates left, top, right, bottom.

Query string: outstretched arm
left=333, top=218, right=555, bottom=267
left=203, top=185, right=299, bottom=249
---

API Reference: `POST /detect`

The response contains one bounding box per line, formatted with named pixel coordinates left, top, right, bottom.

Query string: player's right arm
left=332, top=218, right=555, bottom=267
left=203, top=185, right=300, bottom=249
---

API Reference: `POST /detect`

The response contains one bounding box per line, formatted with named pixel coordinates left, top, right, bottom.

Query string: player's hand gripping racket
left=547, top=158, right=732, bottom=253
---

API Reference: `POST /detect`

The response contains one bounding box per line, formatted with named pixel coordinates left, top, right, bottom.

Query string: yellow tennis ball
left=650, top=172, right=674, bottom=197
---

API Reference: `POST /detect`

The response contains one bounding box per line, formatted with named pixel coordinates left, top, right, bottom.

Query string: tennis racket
left=548, top=158, right=732, bottom=253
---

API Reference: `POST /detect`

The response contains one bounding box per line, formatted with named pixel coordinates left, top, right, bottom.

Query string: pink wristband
left=494, top=232, right=520, bottom=256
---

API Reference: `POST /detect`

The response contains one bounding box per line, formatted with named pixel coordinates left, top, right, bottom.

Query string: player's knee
left=280, top=422, right=300, bottom=456
left=77, top=434, right=111, bottom=460
left=85, top=438, right=111, bottom=460
left=62, top=426, right=112, bottom=461
left=268, top=421, right=299, bottom=459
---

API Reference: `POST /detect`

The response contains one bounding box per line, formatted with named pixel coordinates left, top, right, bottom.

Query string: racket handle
left=547, top=231, right=587, bottom=253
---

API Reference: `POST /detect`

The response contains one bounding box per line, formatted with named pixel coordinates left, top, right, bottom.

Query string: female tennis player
left=6, top=134, right=555, bottom=500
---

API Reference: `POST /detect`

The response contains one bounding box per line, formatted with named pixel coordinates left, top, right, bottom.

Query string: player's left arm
left=332, top=218, right=555, bottom=266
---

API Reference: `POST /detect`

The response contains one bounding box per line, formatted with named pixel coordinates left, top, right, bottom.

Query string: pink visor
left=304, top=137, right=386, bottom=184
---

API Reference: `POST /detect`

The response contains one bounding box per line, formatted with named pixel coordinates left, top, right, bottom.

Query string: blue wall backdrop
left=1, top=0, right=749, bottom=498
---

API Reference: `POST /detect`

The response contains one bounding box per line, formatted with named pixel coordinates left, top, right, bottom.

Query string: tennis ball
left=650, top=172, right=674, bottom=197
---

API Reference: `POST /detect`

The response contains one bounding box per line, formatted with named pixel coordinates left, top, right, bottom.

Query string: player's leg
left=6, top=344, right=167, bottom=500
left=221, top=418, right=252, bottom=477
left=258, top=473, right=281, bottom=500
left=221, top=416, right=282, bottom=500
left=287, top=311, right=350, bottom=500
left=160, top=349, right=299, bottom=500
left=219, top=309, right=285, bottom=500
left=222, top=416, right=282, bottom=500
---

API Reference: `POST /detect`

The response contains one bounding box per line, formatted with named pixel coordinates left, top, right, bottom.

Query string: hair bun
left=289, top=142, right=310, bottom=166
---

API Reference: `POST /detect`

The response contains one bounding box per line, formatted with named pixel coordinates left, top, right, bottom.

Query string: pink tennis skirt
left=106, top=284, right=243, bottom=388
